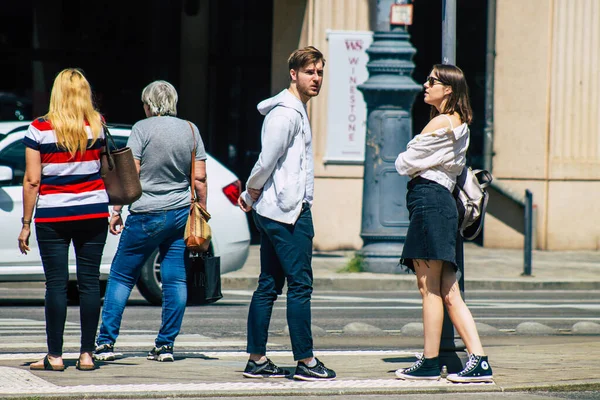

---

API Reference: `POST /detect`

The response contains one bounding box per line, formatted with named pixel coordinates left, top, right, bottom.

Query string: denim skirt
left=400, top=177, right=459, bottom=272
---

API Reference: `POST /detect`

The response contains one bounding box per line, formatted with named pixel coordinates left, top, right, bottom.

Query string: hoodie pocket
left=274, top=172, right=302, bottom=212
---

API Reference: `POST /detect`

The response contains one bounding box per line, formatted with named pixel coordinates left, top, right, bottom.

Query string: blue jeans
left=36, top=218, right=108, bottom=356
left=97, top=207, right=188, bottom=348
left=247, top=203, right=314, bottom=361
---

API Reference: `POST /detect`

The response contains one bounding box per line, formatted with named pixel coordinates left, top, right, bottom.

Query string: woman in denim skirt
left=394, top=65, right=493, bottom=383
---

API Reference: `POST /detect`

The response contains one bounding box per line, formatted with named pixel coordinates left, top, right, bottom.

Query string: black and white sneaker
left=395, top=356, right=441, bottom=380
left=93, top=343, right=117, bottom=361
left=293, top=358, right=336, bottom=381
left=447, top=354, right=493, bottom=383
left=147, top=345, right=174, bottom=362
left=242, top=358, right=290, bottom=378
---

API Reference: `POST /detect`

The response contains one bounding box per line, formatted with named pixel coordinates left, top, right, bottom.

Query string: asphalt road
left=1, top=286, right=599, bottom=399
left=0, top=285, right=598, bottom=348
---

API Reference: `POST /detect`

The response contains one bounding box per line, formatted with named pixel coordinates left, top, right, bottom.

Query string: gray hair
left=141, top=80, right=178, bottom=116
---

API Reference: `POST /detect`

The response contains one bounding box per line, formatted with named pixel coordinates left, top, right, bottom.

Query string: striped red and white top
left=23, top=118, right=109, bottom=223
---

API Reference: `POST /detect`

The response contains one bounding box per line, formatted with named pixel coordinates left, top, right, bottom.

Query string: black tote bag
left=186, top=254, right=223, bottom=305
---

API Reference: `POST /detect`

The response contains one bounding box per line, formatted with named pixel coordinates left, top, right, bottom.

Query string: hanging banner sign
left=323, top=30, right=373, bottom=164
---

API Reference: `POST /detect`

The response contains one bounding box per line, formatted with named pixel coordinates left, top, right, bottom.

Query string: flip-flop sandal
left=30, top=355, right=65, bottom=371
left=75, top=360, right=97, bottom=371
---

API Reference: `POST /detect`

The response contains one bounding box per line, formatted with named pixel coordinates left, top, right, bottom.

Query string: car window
left=111, top=136, right=128, bottom=149
left=0, top=140, right=25, bottom=186
left=106, top=134, right=129, bottom=149
left=105, top=134, right=128, bottom=150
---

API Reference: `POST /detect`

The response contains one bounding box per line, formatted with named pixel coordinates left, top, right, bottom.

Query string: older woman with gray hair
left=94, top=80, right=207, bottom=362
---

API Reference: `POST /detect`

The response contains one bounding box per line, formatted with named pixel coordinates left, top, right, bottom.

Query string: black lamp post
left=357, top=0, right=420, bottom=273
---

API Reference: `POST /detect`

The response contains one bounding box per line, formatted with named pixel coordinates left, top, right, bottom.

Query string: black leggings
left=36, top=218, right=108, bottom=355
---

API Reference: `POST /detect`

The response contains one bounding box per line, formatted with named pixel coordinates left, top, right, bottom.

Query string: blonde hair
left=45, top=68, right=102, bottom=157
left=141, top=80, right=178, bottom=116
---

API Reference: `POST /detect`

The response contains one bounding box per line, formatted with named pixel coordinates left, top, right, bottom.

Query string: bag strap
left=187, top=121, right=196, bottom=202
left=102, top=124, right=117, bottom=171
left=472, top=169, right=493, bottom=189
left=102, top=124, right=118, bottom=151
left=440, top=114, right=454, bottom=130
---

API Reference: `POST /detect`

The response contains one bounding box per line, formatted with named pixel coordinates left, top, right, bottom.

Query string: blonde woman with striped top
left=19, top=68, right=109, bottom=371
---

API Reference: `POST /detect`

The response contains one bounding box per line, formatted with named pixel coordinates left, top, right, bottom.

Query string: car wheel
left=67, top=280, right=107, bottom=305
left=137, top=249, right=162, bottom=306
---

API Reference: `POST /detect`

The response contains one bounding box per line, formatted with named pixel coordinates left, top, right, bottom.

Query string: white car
left=0, top=122, right=250, bottom=305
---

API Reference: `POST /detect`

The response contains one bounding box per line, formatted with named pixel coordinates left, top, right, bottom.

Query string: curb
left=0, top=388, right=502, bottom=400
left=499, top=380, right=600, bottom=393
left=222, top=276, right=600, bottom=291
left=2, top=380, right=600, bottom=399
left=5, top=276, right=600, bottom=292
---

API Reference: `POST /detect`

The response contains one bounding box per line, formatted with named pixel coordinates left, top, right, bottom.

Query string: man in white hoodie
left=237, top=46, right=336, bottom=381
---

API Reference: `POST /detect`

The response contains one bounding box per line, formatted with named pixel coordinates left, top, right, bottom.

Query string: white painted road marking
left=0, top=349, right=421, bottom=361
left=222, top=290, right=600, bottom=311
left=0, top=319, right=274, bottom=352
left=0, top=366, right=493, bottom=396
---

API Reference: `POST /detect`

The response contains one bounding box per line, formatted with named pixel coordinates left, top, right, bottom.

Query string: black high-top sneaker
left=395, top=356, right=441, bottom=380
left=446, top=354, right=493, bottom=383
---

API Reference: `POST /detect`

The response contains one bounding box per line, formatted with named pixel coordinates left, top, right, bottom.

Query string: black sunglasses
left=426, top=76, right=447, bottom=86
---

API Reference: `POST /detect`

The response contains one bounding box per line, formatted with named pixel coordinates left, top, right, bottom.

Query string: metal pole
left=375, top=0, right=397, bottom=31
left=523, top=190, right=533, bottom=276
left=439, top=0, right=466, bottom=375
left=483, top=0, right=497, bottom=172
left=441, top=0, right=457, bottom=64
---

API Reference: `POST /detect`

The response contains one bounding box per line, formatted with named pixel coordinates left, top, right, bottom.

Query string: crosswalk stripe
left=0, top=349, right=418, bottom=361
left=0, top=364, right=494, bottom=395
left=0, top=318, right=270, bottom=354
left=0, top=340, right=250, bottom=351
left=0, top=320, right=75, bottom=326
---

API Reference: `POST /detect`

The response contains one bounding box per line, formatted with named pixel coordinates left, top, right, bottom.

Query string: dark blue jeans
left=247, top=203, right=314, bottom=361
left=36, top=218, right=108, bottom=356
left=97, top=207, right=188, bottom=348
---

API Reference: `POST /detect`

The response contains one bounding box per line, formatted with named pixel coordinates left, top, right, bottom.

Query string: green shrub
left=338, top=253, right=364, bottom=273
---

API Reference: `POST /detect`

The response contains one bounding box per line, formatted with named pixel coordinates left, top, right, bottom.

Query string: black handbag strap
left=102, top=124, right=117, bottom=171
left=102, top=124, right=118, bottom=151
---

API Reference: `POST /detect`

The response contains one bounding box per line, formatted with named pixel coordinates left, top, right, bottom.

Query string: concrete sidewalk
left=1, top=336, right=600, bottom=398
left=223, top=243, right=600, bottom=291
left=1, top=243, right=599, bottom=398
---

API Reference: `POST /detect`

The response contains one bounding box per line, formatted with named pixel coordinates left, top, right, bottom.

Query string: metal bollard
left=522, top=189, right=533, bottom=276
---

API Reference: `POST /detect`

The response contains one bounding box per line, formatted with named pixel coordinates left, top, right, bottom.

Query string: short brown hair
left=288, top=46, right=326, bottom=71
left=429, top=64, right=473, bottom=125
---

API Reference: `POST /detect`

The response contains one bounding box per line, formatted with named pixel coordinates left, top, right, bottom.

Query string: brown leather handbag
left=183, top=122, right=212, bottom=253
left=100, top=125, right=142, bottom=205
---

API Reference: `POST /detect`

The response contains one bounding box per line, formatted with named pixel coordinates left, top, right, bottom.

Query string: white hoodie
left=240, top=89, right=314, bottom=224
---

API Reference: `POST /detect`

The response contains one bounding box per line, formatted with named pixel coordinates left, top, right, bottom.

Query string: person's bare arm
left=194, top=160, right=207, bottom=209
left=18, top=148, right=41, bottom=254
